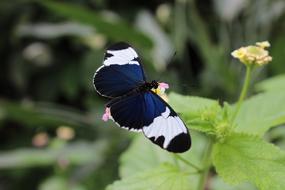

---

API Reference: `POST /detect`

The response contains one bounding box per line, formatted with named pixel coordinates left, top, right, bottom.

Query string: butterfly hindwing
left=107, top=93, right=145, bottom=132
left=107, top=91, right=191, bottom=153
left=142, top=92, right=191, bottom=153
left=93, top=42, right=145, bottom=98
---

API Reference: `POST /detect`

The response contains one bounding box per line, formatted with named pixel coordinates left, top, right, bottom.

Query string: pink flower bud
left=102, top=107, right=111, bottom=122
left=159, top=82, right=169, bottom=89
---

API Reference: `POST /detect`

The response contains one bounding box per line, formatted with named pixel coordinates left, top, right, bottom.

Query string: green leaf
left=118, top=132, right=207, bottom=189
left=0, top=141, right=107, bottom=169
left=107, top=163, right=192, bottom=190
left=0, top=100, right=94, bottom=128
left=40, top=176, right=68, bottom=190
left=119, top=134, right=173, bottom=178
left=119, top=132, right=206, bottom=178
left=211, top=176, right=256, bottom=190
left=233, top=91, right=285, bottom=136
left=267, top=126, right=285, bottom=150
left=168, top=92, right=222, bottom=133
left=39, top=1, right=153, bottom=49
left=169, top=92, right=221, bottom=116
left=213, top=133, right=285, bottom=190
left=39, top=176, right=87, bottom=190
left=255, top=74, right=285, bottom=92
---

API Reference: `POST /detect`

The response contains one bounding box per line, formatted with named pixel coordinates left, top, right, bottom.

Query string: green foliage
left=107, top=163, right=192, bottom=190
left=213, top=133, right=285, bottom=190
left=116, top=87, right=285, bottom=189
left=169, top=92, right=222, bottom=134
left=211, top=176, right=256, bottom=190
left=0, top=140, right=107, bottom=169
left=0, top=100, right=93, bottom=128
left=39, top=176, right=69, bottom=190
left=119, top=133, right=206, bottom=177
left=269, top=36, right=285, bottom=74
left=113, top=86, right=285, bottom=189
left=119, top=134, right=173, bottom=178
left=169, top=93, right=221, bottom=119
left=256, top=74, right=285, bottom=92
left=39, top=1, right=153, bottom=49
left=233, top=91, right=285, bottom=136
left=39, top=176, right=86, bottom=190
left=168, top=83, right=285, bottom=190
left=116, top=132, right=208, bottom=189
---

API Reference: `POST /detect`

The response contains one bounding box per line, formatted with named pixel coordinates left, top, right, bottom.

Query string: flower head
left=152, top=82, right=169, bottom=102
left=231, top=41, right=272, bottom=66
left=102, top=107, right=111, bottom=122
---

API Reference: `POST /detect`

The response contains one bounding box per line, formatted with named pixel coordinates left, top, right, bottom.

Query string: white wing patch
left=93, top=46, right=140, bottom=98
left=142, top=107, right=187, bottom=148
left=104, top=47, right=139, bottom=66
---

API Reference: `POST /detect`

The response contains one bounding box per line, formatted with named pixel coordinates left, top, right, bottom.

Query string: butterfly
left=93, top=42, right=191, bottom=153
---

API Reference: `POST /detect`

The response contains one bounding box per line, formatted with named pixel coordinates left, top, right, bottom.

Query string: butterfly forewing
left=93, top=42, right=145, bottom=98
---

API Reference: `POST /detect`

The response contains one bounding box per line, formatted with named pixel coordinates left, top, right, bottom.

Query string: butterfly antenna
left=155, top=51, right=200, bottom=92
left=156, top=51, right=177, bottom=83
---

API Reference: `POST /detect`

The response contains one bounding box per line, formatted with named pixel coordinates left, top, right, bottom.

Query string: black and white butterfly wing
left=107, top=91, right=191, bottom=153
left=142, top=92, right=191, bottom=153
left=93, top=42, right=146, bottom=98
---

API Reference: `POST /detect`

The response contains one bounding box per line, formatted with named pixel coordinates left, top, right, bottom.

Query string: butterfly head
left=139, top=80, right=158, bottom=92
left=150, top=80, right=159, bottom=89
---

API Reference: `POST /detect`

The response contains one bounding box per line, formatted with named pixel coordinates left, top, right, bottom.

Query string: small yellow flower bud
left=256, top=41, right=270, bottom=48
left=56, top=126, right=75, bottom=140
left=231, top=41, right=272, bottom=66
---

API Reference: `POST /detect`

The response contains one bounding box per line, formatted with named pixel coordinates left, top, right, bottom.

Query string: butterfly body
left=136, top=80, right=159, bottom=93
left=93, top=42, right=191, bottom=153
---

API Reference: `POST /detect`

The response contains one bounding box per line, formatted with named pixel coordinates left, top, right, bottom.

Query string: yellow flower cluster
left=231, top=41, right=272, bottom=66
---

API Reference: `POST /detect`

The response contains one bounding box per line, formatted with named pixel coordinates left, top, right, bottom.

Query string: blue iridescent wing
left=93, top=42, right=146, bottom=98
left=107, top=92, right=145, bottom=132
left=107, top=91, right=191, bottom=153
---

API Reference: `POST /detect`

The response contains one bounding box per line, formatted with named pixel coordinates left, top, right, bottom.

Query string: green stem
left=172, top=154, right=179, bottom=168
left=197, top=138, right=214, bottom=190
left=231, top=65, right=253, bottom=124
left=173, top=154, right=202, bottom=172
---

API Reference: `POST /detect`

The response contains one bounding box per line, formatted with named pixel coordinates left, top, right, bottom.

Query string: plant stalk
left=173, top=154, right=201, bottom=172
left=231, top=65, right=253, bottom=123
left=197, top=138, right=213, bottom=190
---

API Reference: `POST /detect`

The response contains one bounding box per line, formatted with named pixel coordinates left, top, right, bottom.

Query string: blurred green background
left=0, top=0, right=285, bottom=189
